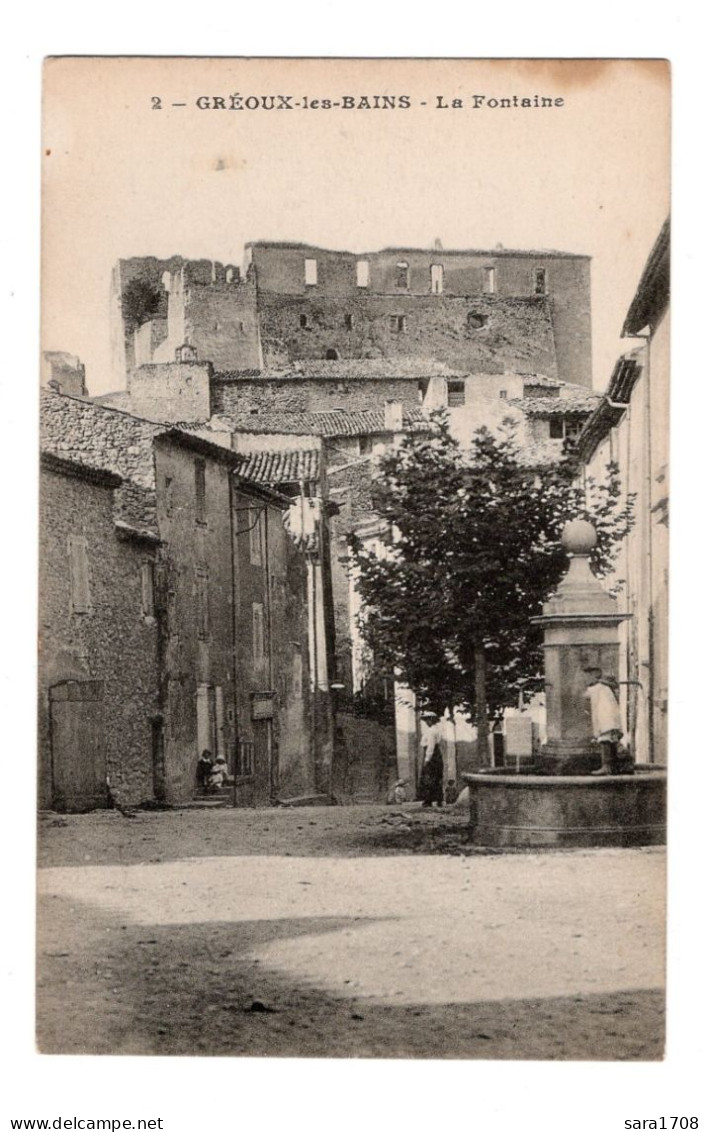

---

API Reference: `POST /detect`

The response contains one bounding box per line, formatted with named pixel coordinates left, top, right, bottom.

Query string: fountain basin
left=462, top=771, right=666, bottom=848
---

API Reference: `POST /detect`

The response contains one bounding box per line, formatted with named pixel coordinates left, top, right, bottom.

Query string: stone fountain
left=462, top=520, right=666, bottom=847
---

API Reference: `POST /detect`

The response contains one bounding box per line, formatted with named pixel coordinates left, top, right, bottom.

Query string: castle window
left=431, top=264, right=444, bottom=294
left=499, top=389, right=508, bottom=400
left=534, top=267, right=547, bottom=295
left=226, top=267, right=235, bottom=284
left=344, top=313, right=353, bottom=331
left=304, top=258, right=318, bottom=286
left=389, top=314, right=407, bottom=333
left=395, top=261, right=410, bottom=290
left=483, top=266, right=496, bottom=294
left=325, top=348, right=339, bottom=360
left=356, top=260, right=370, bottom=287
left=447, top=380, right=466, bottom=407
left=358, top=436, right=373, bottom=455
left=195, top=459, right=207, bottom=524
left=299, top=314, right=309, bottom=328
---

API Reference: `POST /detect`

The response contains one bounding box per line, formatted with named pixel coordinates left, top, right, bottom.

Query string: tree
left=348, top=414, right=633, bottom=761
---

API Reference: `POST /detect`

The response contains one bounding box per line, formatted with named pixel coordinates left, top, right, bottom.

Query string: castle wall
left=184, top=281, right=262, bottom=371
left=113, top=245, right=592, bottom=388
left=256, top=293, right=559, bottom=377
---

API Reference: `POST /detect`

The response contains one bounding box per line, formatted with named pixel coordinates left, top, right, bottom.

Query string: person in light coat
left=584, top=667, right=623, bottom=775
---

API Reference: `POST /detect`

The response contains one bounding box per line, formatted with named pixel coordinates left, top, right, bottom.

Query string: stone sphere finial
left=561, top=518, right=597, bottom=555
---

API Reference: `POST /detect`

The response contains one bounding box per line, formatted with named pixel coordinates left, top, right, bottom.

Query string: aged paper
left=38, top=56, right=670, bottom=1071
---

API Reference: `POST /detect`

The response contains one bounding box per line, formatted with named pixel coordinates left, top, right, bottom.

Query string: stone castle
left=110, top=240, right=592, bottom=391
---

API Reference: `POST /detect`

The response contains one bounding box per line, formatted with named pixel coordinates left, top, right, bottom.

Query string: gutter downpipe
left=626, top=331, right=654, bottom=766
left=228, top=475, right=242, bottom=808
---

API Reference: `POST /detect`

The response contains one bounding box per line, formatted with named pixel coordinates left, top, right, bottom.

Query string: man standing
left=584, top=668, right=623, bottom=775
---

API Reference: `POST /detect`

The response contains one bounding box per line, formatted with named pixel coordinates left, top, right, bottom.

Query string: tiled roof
left=509, top=393, right=600, bottom=417
left=235, top=448, right=320, bottom=485
left=223, top=406, right=430, bottom=438
left=214, top=358, right=468, bottom=381
left=575, top=356, right=643, bottom=463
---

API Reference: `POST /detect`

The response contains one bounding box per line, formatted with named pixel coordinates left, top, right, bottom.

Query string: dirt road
left=36, top=805, right=665, bottom=1059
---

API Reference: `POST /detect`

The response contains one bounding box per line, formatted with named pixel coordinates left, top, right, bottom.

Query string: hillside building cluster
left=39, top=230, right=667, bottom=811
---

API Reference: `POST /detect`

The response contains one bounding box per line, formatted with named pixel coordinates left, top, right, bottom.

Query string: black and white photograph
left=34, top=56, right=671, bottom=1065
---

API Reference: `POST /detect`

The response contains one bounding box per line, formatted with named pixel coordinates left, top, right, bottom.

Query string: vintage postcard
left=38, top=57, right=670, bottom=1061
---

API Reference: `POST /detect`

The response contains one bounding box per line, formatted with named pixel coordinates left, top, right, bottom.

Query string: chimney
left=384, top=400, right=404, bottom=431
left=433, top=238, right=443, bottom=251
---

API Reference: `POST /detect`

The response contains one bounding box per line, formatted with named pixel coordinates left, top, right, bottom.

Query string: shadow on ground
left=37, top=893, right=664, bottom=1060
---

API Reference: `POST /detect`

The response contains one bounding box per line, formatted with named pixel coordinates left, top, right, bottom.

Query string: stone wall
left=129, top=362, right=213, bottom=423
left=213, top=376, right=421, bottom=417
left=249, top=243, right=591, bottom=385
left=256, top=293, right=559, bottom=377
left=41, top=389, right=160, bottom=489
left=184, top=281, right=262, bottom=371
left=38, top=463, right=160, bottom=809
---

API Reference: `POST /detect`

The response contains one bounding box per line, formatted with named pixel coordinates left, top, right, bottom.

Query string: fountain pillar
left=533, top=519, right=629, bottom=774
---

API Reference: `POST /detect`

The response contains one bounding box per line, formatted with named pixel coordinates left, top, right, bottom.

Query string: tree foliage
left=349, top=414, right=634, bottom=732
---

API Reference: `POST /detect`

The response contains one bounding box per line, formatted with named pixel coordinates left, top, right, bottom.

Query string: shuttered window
left=68, top=535, right=91, bottom=613
left=252, top=602, right=265, bottom=665
left=195, top=459, right=207, bottom=524
left=141, top=561, right=155, bottom=618
left=196, top=567, right=209, bottom=639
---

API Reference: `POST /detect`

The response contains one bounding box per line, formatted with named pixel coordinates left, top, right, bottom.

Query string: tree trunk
left=474, top=643, right=490, bottom=765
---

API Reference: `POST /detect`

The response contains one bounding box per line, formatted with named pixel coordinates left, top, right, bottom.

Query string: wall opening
left=325, top=348, right=339, bottom=360
left=304, top=258, right=318, bottom=286
left=447, top=380, right=466, bottom=407
left=356, top=260, right=370, bottom=287
left=431, top=264, right=444, bottom=294
left=395, top=261, right=410, bottom=290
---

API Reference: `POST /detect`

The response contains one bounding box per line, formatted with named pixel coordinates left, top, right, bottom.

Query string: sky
left=41, top=57, right=670, bottom=395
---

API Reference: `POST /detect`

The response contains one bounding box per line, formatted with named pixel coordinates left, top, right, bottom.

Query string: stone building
left=39, top=387, right=325, bottom=808
left=110, top=240, right=592, bottom=387
left=42, top=351, right=88, bottom=398
left=153, top=430, right=327, bottom=806
left=38, top=452, right=160, bottom=811
left=576, top=219, right=670, bottom=766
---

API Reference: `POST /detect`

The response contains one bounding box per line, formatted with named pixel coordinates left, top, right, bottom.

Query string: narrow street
left=37, top=805, right=665, bottom=1060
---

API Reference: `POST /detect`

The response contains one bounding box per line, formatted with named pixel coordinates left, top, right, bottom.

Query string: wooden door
left=49, top=680, right=107, bottom=812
